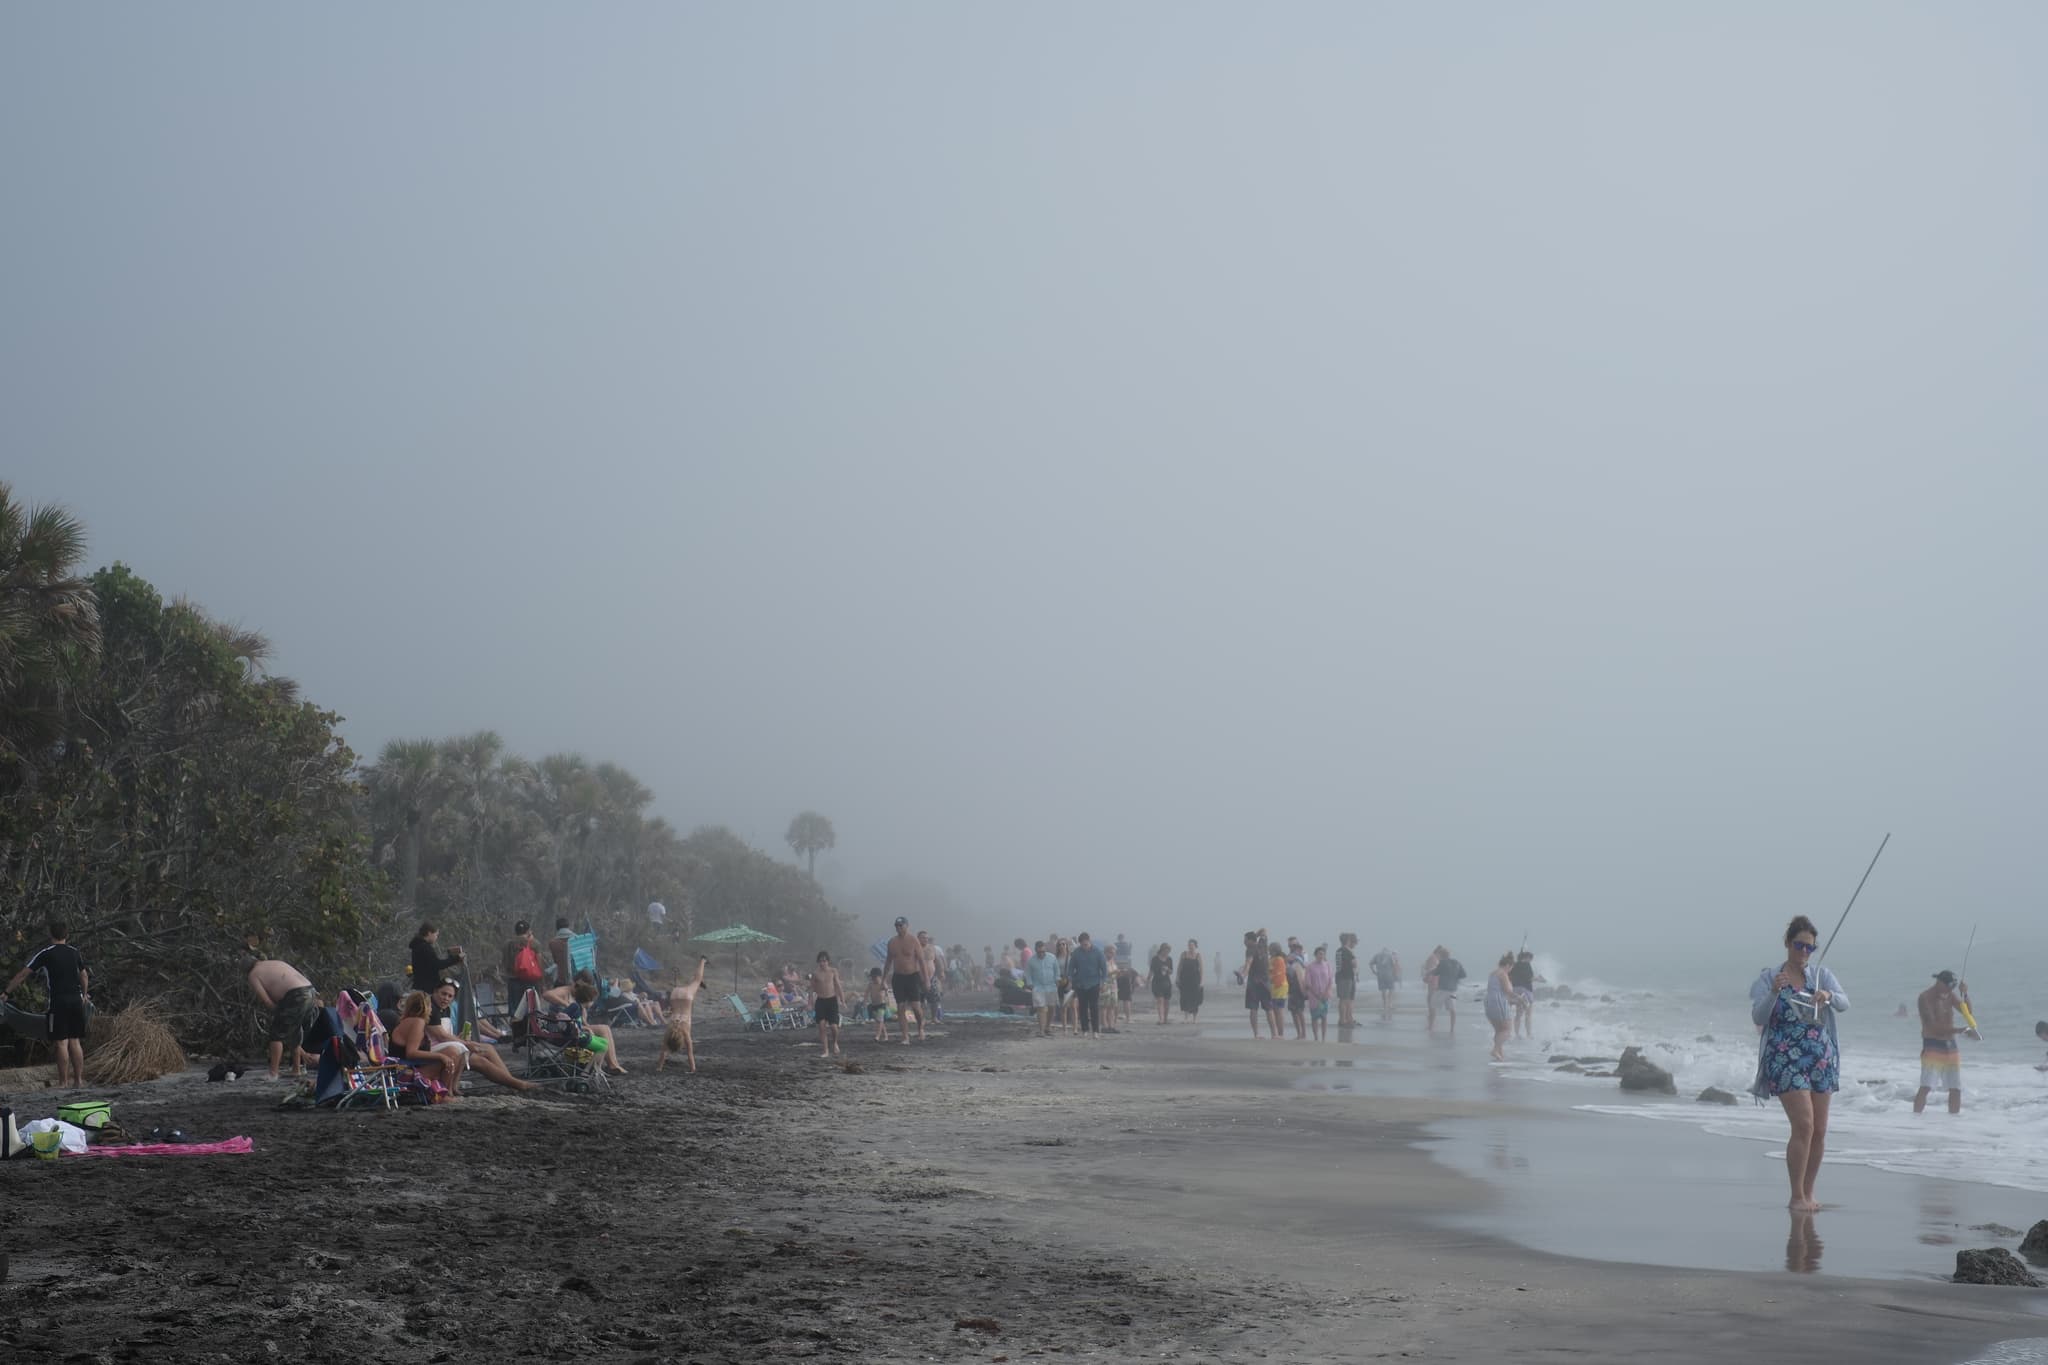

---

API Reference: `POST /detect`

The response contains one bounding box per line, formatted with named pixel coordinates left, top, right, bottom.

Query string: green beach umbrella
left=694, top=923, right=784, bottom=991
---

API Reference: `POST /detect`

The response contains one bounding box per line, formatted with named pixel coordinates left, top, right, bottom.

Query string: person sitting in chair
left=424, top=981, right=534, bottom=1093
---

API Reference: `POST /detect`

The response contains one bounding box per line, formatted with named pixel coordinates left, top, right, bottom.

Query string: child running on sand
left=810, top=951, right=843, bottom=1058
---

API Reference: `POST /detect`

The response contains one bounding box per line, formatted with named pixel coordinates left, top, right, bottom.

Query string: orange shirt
left=1267, top=956, right=1289, bottom=1000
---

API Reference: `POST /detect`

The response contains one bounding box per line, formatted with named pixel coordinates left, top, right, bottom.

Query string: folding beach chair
left=471, top=978, right=512, bottom=1039
left=727, top=993, right=771, bottom=1031
left=514, top=989, right=608, bottom=1093
left=310, top=999, right=440, bottom=1109
left=631, top=948, right=664, bottom=1001
left=569, top=932, right=599, bottom=981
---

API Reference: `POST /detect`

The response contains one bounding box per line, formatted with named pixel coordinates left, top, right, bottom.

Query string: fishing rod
left=1959, top=922, right=1981, bottom=1037
left=1793, top=832, right=1889, bottom=1022
left=1816, top=832, right=1890, bottom=965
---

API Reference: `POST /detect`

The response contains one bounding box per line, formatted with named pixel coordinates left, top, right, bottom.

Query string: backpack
left=512, top=942, right=543, bottom=980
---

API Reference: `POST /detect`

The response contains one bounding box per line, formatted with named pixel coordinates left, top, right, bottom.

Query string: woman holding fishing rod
left=1751, top=915, right=1851, bottom=1212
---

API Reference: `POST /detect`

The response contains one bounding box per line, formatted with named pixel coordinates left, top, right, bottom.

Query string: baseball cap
left=1933, top=970, right=1957, bottom=985
left=514, top=919, right=530, bottom=934
left=893, top=916, right=908, bottom=928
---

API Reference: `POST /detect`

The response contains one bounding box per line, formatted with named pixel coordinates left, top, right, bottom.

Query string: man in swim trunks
left=809, top=950, right=843, bottom=1058
left=1334, top=933, right=1358, bottom=1027
left=886, top=917, right=928, bottom=1044
left=1914, top=970, right=1976, bottom=1114
left=245, top=942, right=321, bottom=1081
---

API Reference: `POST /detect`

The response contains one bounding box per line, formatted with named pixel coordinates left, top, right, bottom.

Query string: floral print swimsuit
left=1761, top=986, right=1839, bottom=1095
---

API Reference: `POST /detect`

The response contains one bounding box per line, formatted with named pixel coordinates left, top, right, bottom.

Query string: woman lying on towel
left=392, top=991, right=535, bottom=1093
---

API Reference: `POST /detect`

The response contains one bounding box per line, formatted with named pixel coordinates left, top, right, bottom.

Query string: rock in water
left=2020, top=1222, right=2048, bottom=1264
left=1554, top=1063, right=1585, bottom=1074
left=1697, top=1087, right=1737, bottom=1105
left=1616, top=1046, right=1677, bottom=1095
left=1953, top=1248, right=2041, bottom=1286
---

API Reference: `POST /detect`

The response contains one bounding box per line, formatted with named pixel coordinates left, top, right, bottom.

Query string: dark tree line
left=0, top=484, right=857, bottom=1048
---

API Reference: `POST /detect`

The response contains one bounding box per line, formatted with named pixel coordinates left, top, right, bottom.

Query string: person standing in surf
left=1750, top=915, right=1849, bottom=1213
left=1370, top=945, right=1398, bottom=1022
left=1509, top=950, right=1540, bottom=1038
left=1334, top=934, right=1358, bottom=1028
left=1913, top=970, right=1976, bottom=1114
left=1242, top=930, right=1270, bottom=1040
left=1484, top=953, right=1515, bottom=1061
left=1427, top=949, right=1464, bottom=1035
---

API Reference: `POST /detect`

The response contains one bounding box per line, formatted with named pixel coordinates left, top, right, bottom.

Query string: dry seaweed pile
left=81, top=1003, right=188, bottom=1084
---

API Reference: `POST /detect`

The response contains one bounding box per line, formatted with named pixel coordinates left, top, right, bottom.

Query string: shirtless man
left=885, top=917, right=928, bottom=1043
left=245, top=942, right=320, bottom=1081
left=809, top=951, right=844, bottom=1058
left=660, top=956, right=710, bottom=1072
left=1914, top=970, right=1977, bottom=1114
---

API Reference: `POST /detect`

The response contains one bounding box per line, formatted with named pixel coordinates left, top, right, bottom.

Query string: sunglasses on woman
left=1791, top=941, right=1818, bottom=953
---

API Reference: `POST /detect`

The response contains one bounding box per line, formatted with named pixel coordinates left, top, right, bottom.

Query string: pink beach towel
left=71, top=1136, right=254, bottom=1158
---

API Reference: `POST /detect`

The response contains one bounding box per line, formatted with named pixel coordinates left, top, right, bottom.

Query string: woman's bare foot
left=1790, top=1196, right=1820, bottom=1212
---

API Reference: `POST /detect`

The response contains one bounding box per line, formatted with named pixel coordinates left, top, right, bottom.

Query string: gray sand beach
left=8, top=994, right=2048, bottom=1363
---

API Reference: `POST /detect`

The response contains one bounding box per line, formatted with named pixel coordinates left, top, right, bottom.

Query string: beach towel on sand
left=72, top=1136, right=254, bottom=1158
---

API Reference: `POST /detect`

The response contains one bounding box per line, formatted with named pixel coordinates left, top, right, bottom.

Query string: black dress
left=1149, top=952, right=1174, bottom=999
left=1177, top=953, right=1204, bottom=1014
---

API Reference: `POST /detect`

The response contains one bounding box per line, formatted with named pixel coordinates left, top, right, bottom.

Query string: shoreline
left=3, top=1000, right=2044, bottom=1363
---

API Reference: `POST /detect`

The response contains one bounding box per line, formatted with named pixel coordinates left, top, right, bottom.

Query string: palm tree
left=0, top=483, right=100, bottom=774
left=785, top=811, right=836, bottom=879
left=437, top=729, right=507, bottom=884
left=366, top=738, right=446, bottom=914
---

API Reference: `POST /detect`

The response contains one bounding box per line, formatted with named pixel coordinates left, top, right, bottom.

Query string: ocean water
left=1496, top=948, right=2048, bottom=1195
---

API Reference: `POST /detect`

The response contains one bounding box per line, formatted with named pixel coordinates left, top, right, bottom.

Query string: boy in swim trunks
left=864, top=968, right=893, bottom=1041
left=810, top=951, right=843, bottom=1058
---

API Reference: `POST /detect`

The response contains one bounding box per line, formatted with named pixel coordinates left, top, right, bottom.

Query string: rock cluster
left=1953, top=1248, right=2040, bottom=1287
left=1616, top=1046, right=1676, bottom=1095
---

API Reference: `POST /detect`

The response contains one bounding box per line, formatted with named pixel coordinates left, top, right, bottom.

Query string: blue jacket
left=1749, top=963, right=1849, bottom=1099
left=1066, top=944, right=1109, bottom=990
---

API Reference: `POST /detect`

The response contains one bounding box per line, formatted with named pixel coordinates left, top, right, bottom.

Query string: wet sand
left=3, top=1001, right=2043, bottom=1363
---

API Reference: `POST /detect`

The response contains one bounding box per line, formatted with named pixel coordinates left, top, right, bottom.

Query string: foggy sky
left=6, top=4, right=2044, bottom=980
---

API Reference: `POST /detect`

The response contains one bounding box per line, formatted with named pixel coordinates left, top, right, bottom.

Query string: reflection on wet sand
left=1787, top=1212, right=1825, bottom=1273
left=1918, top=1186, right=1957, bottom=1246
